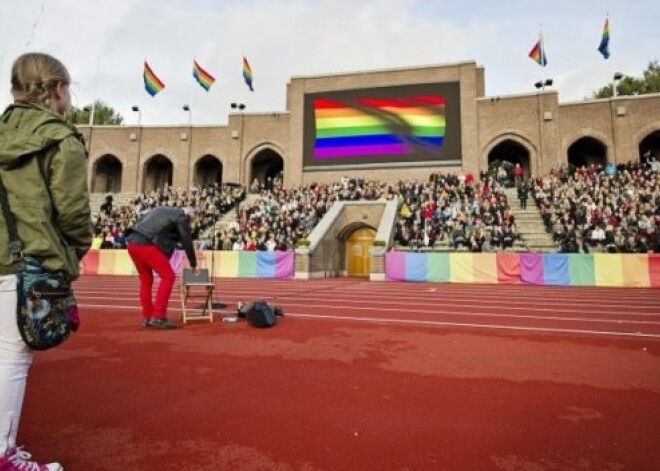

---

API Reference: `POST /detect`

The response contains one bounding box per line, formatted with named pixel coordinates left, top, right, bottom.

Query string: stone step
left=501, top=188, right=557, bottom=252
left=522, top=236, right=556, bottom=245
left=513, top=211, right=543, bottom=217
left=201, top=192, right=260, bottom=238
left=516, top=226, right=550, bottom=233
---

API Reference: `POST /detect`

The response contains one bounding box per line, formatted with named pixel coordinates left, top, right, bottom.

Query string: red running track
left=19, top=275, right=660, bottom=470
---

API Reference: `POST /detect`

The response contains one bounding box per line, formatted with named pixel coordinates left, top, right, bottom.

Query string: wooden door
left=346, top=227, right=375, bottom=277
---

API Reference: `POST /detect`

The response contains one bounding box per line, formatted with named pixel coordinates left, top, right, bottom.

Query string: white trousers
left=0, top=274, right=32, bottom=454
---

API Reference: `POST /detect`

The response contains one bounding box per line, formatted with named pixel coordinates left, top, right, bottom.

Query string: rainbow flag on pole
left=193, top=59, right=216, bottom=91
left=528, top=33, right=547, bottom=66
left=598, top=18, right=610, bottom=59
left=143, top=61, right=165, bottom=96
left=243, top=56, right=254, bottom=92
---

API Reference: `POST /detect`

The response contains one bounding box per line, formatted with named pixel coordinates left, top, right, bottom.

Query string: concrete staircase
left=201, top=192, right=262, bottom=238
left=503, top=187, right=557, bottom=253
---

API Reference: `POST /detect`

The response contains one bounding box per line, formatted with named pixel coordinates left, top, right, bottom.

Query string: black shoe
left=145, top=318, right=177, bottom=329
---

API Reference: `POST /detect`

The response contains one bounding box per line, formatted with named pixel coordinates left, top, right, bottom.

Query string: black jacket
left=127, top=206, right=197, bottom=267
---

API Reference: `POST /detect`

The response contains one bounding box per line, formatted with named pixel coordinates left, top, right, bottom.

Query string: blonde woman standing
left=0, top=53, right=92, bottom=471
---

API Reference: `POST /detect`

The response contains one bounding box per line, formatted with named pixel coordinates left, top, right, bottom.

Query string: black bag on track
left=246, top=300, right=277, bottom=328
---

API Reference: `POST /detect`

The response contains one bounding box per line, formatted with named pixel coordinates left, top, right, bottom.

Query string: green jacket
left=0, top=103, right=92, bottom=279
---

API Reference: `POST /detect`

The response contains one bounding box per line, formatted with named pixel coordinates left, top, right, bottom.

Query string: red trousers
left=127, top=243, right=175, bottom=320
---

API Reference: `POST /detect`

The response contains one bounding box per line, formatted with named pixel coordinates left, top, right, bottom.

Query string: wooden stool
left=179, top=268, right=215, bottom=324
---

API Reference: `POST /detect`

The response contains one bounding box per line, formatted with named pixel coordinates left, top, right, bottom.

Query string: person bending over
left=126, top=206, right=198, bottom=329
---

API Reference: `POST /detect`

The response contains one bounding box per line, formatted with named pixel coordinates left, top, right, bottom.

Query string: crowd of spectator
left=214, top=176, right=390, bottom=251
left=393, top=172, right=519, bottom=252
left=91, top=183, right=245, bottom=250
left=91, top=157, right=660, bottom=254
left=533, top=160, right=660, bottom=253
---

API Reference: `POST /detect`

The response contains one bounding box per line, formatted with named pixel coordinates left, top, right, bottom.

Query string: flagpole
left=541, top=23, right=544, bottom=90
left=607, top=14, right=617, bottom=98
left=89, top=55, right=101, bottom=126
left=539, top=23, right=546, bottom=90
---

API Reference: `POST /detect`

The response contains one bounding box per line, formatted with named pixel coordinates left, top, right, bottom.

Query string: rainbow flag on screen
left=528, top=34, right=547, bottom=66
left=193, top=59, right=216, bottom=91
left=243, top=56, right=254, bottom=92
left=313, top=96, right=445, bottom=159
left=143, top=61, right=165, bottom=96
left=598, top=18, right=610, bottom=59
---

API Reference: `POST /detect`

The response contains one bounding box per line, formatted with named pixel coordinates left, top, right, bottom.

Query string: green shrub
left=296, top=239, right=311, bottom=247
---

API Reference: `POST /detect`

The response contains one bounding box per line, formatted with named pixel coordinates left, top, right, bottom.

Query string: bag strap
left=0, top=172, right=24, bottom=265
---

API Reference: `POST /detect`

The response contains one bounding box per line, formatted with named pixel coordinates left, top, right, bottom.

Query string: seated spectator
left=409, top=225, right=423, bottom=252
left=451, top=222, right=467, bottom=249
left=480, top=231, right=494, bottom=252
left=423, top=225, right=437, bottom=248
left=101, top=229, right=115, bottom=249
left=114, top=231, right=127, bottom=249
left=590, top=224, right=606, bottom=247
left=501, top=226, right=515, bottom=250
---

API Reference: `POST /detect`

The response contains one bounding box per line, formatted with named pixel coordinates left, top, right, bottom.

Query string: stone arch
left=635, top=123, right=660, bottom=164
left=246, top=144, right=284, bottom=190
left=142, top=154, right=173, bottom=192
left=561, top=129, right=612, bottom=168
left=193, top=154, right=223, bottom=187
left=337, top=221, right=378, bottom=241
left=484, top=134, right=535, bottom=179
left=91, top=154, right=123, bottom=193
left=567, top=136, right=608, bottom=169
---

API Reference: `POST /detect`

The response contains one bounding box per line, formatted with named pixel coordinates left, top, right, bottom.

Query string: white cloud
left=1, top=0, right=657, bottom=125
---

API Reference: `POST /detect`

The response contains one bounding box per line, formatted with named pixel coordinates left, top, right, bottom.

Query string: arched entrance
left=487, top=139, right=531, bottom=181
left=143, top=155, right=173, bottom=192
left=346, top=227, right=375, bottom=277
left=639, top=130, right=660, bottom=164
left=92, top=154, right=122, bottom=193
left=567, top=137, right=607, bottom=169
left=194, top=155, right=223, bottom=187
left=249, top=148, right=284, bottom=190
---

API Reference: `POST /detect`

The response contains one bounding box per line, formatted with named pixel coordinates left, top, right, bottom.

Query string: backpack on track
left=238, top=300, right=282, bottom=328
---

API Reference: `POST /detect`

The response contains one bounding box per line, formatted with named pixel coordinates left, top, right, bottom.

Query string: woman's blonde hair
left=11, top=52, right=70, bottom=107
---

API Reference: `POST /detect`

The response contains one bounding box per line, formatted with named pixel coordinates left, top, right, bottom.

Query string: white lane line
left=73, top=285, right=660, bottom=303
left=286, top=313, right=660, bottom=339
left=74, top=294, right=660, bottom=318
left=77, top=302, right=660, bottom=336
left=278, top=302, right=660, bottom=325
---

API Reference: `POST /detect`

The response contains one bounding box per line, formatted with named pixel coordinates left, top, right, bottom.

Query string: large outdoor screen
left=303, top=82, right=461, bottom=169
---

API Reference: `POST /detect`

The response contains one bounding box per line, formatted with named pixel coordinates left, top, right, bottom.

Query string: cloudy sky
left=1, top=0, right=657, bottom=126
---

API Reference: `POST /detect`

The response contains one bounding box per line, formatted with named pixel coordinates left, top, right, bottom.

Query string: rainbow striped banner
left=386, top=252, right=660, bottom=288
left=143, top=61, right=165, bottom=96
left=313, top=96, right=445, bottom=159
left=81, top=250, right=294, bottom=279
left=80, top=250, right=660, bottom=287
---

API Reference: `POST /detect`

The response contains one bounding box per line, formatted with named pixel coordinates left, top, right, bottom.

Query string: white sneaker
left=0, top=447, right=63, bottom=471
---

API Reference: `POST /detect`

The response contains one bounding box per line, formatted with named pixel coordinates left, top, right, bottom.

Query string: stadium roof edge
left=561, top=91, right=660, bottom=106
left=477, top=90, right=558, bottom=101
left=289, top=60, right=481, bottom=81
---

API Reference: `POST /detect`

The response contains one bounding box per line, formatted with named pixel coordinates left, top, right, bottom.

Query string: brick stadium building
left=81, top=60, right=660, bottom=193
